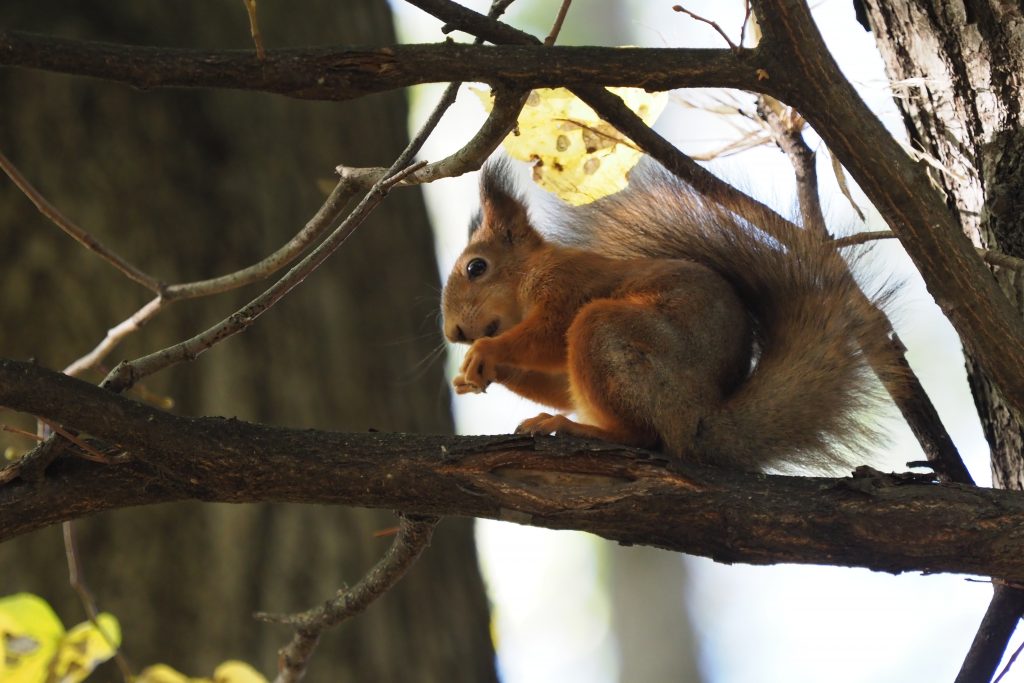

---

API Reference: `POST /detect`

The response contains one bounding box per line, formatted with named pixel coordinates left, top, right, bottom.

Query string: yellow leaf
left=136, top=663, right=195, bottom=683
left=474, top=86, right=667, bottom=205
left=212, top=660, right=268, bottom=683
left=136, top=660, right=267, bottom=683
left=51, top=613, right=122, bottom=683
left=0, top=593, right=65, bottom=683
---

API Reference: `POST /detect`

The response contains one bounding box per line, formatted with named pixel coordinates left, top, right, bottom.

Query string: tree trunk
left=0, top=2, right=495, bottom=681
left=859, top=0, right=1024, bottom=496
left=858, top=0, right=1024, bottom=678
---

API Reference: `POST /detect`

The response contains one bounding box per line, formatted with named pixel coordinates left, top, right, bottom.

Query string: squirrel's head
left=442, top=161, right=545, bottom=344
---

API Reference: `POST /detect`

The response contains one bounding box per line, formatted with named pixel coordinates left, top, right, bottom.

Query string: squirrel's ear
left=473, top=160, right=536, bottom=245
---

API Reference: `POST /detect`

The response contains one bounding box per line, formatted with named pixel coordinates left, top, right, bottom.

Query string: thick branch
left=2, top=358, right=1024, bottom=581
left=0, top=31, right=757, bottom=101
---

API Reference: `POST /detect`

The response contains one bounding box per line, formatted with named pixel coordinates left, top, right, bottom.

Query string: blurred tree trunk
left=609, top=546, right=702, bottom=683
left=0, top=3, right=496, bottom=681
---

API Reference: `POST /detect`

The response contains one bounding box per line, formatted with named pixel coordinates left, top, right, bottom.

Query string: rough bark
left=0, top=3, right=494, bottom=681
left=859, top=0, right=1024, bottom=489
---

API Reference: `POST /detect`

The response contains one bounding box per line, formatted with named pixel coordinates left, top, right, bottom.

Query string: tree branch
left=0, top=31, right=757, bottom=101
left=260, top=514, right=439, bottom=683
left=3, top=358, right=1024, bottom=581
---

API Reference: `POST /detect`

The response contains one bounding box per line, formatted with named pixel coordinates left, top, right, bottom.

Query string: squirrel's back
left=550, top=164, right=900, bottom=472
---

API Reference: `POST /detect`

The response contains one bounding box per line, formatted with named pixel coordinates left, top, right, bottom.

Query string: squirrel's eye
left=466, top=258, right=488, bottom=280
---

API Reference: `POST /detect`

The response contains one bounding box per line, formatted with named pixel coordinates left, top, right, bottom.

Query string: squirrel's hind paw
left=516, top=412, right=587, bottom=437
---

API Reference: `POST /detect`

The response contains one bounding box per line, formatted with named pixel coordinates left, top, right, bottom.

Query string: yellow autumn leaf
left=136, top=664, right=194, bottom=683
left=212, top=660, right=268, bottom=683
left=137, top=660, right=268, bottom=683
left=51, top=613, right=122, bottom=683
left=0, top=593, right=65, bottom=683
left=475, top=86, right=667, bottom=205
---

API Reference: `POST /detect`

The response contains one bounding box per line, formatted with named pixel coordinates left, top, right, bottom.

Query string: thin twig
left=36, top=418, right=108, bottom=463
left=259, top=515, right=439, bottom=683
left=63, top=521, right=133, bottom=681
left=672, top=5, right=738, bottom=51
left=832, top=230, right=896, bottom=247
left=994, top=635, right=1024, bottom=683
left=0, top=149, right=163, bottom=293
left=956, top=585, right=1024, bottom=683
left=832, top=231, right=1024, bottom=273
left=1, top=423, right=44, bottom=442
left=545, top=0, right=573, bottom=46
left=335, top=87, right=529, bottom=190
left=242, top=0, right=265, bottom=61
left=756, top=95, right=826, bottom=235
left=161, top=177, right=357, bottom=302
left=63, top=296, right=163, bottom=377
left=63, top=178, right=357, bottom=377
left=101, top=160, right=426, bottom=393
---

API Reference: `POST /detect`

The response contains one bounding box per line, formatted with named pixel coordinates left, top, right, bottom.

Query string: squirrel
left=441, top=159, right=900, bottom=472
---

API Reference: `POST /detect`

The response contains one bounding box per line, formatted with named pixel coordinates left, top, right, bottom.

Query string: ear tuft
left=468, top=209, right=483, bottom=238
left=476, top=158, right=534, bottom=243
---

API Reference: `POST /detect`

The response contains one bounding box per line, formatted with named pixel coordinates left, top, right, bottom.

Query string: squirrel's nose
left=454, top=325, right=467, bottom=342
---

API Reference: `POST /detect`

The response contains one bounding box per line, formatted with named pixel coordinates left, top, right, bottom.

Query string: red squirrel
left=441, top=160, right=899, bottom=472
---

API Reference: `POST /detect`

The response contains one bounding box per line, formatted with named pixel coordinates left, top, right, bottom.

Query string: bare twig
left=956, top=584, right=1024, bottom=683
left=64, top=178, right=357, bottom=377
left=832, top=231, right=1024, bottom=273
left=63, top=521, right=133, bottom=681
left=36, top=418, right=107, bottom=463
left=0, top=149, right=163, bottom=293
left=994, top=633, right=1024, bottom=683
left=63, top=296, right=163, bottom=377
left=242, top=0, right=265, bottom=61
left=260, top=514, right=439, bottom=683
left=101, top=160, right=425, bottom=393
left=1, top=423, right=44, bottom=442
left=336, top=87, right=529, bottom=190
left=672, top=5, right=739, bottom=51
left=756, top=95, right=826, bottom=235
left=832, top=230, right=895, bottom=248
left=545, top=0, right=573, bottom=46
left=161, top=178, right=357, bottom=302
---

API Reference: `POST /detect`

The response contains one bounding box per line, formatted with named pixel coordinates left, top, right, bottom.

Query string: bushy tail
left=551, top=164, right=901, bottom=472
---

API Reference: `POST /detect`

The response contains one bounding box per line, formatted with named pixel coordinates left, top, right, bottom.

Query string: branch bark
left=0, top=31, right=756, bottom=101
left=3, top=358, right=1024, bottom=581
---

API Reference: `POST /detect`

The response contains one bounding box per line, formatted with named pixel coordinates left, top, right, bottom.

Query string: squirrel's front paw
left=453, top=373, right=485, bottom=394
left=455, top=339, right=497, bottom=393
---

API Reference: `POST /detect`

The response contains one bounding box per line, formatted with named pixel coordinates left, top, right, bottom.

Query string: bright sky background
left=391, top=1, right=1010, bottom=681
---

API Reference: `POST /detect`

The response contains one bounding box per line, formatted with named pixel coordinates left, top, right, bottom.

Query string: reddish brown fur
left=442, top=161, right=900, bottom=472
